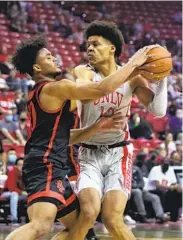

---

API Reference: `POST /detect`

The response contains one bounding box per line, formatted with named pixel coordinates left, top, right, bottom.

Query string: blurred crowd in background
left=0, top=1, right=182, bottom=226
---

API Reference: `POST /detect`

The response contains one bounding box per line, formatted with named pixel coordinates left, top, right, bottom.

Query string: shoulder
left=168, top=166, right=176, bottom=174
left=74, top=65, right=94, bottom=81
left=150, top=165, right=159, bottom=173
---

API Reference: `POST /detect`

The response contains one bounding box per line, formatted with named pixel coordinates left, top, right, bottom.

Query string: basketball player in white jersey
left=69, top=21, right=168, bottom=240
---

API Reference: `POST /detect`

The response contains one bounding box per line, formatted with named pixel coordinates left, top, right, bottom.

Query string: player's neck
left=34, top=73, right=55, bottom=82
left=95, top=59, right=117, bottom=77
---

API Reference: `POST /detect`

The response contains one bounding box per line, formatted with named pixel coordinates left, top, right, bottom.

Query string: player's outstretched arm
left=43, top=45, right=158, bottom=101
left=69, top=112, right=123, bottom=145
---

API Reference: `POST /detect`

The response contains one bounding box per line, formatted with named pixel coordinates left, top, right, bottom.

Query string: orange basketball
left=139, top=46, right=173, bottom=81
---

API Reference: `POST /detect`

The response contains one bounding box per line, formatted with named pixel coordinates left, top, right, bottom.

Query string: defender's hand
left=96, top=112, right=124, bottom=132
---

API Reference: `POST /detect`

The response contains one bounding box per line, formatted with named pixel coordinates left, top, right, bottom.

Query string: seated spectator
left=146, top=158, right=182, bottom=221
left=6, top=148, right=17, bottom=166
left=7, top=2, right=20, bottom=21
left=131, top=165, right=151, bottom=223
left=175, top=140, right=182, bottom=158
left=169, top=109, right=182, bottom=140
left=143, top=177, right=170, bottom=223
left=36, top=19, right=48, bottom=33
left=1, top=157, right=27, bottom=225
left=0, top=87, right=16, bottom=111
left=0, top=138, right=7, bottom=174
left=19, top=111, right=29, bottom=140
left=172, top=11, right=182, bottom=24
left=131, top=165, right=168, bottom=223
left=146, top=112, right=169, bottom=140
left=14, top=90, right=27, bottom=115
left=135, top=152, right=149, bottom=178
left=11, top=106, right=19, bottom=122
left=164, top=133, right=176, bottom=156
left=0, top=110, right=26, bottom=145
left=146, top=149, right=159, bottom=171
left=129, top=113, right=153, bottom=139
left=168, top=99, right=178, bottom=116
left=170, top=151, right=182, bottom=166
left=156, top=148, right=168, bottom=164
left=26, top=74, right=35, bottom=91
left=6, top=70, right=21, bottom=92
left=69, top=24, right=84, bottom=44
left=20, top=77, right=29, bottom=96
left=53, top=15, right=72, bottom=38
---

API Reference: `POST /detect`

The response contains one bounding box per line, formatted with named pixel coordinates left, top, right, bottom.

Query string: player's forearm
left=1, top=129, right=16, bottom=143
left=147, top=78, right=168, bottom=117
left=69, top=123, right=99, bottom=145
left=2, top=152, right=7, bottom=165
left=15, top=130, right=25, bottom=144
left=96, top=62, right=136, bottom=94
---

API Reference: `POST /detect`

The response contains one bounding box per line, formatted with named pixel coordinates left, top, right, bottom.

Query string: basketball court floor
left=0, top=221, right=182, bottom=240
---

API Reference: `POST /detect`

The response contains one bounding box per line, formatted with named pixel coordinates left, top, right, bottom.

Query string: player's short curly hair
left=12, top=35, right=47, bottom=76
left=85, top=20, right=124, bottom=57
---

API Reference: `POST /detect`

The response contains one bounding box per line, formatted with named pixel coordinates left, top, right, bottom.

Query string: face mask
left=176, top=112, right=182, bottom=119
left=8, top=154, right=17, bottom=164
left=162, top=163, right=169, bottom=173
left=5, top=115, right=13, bottom=122
left=134, top=116, right=140, bottom=126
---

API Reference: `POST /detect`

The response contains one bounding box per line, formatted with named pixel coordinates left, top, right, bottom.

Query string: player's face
left=34, top=48, right=61, bottom=77
left=87, top=36, right=115, bottom=66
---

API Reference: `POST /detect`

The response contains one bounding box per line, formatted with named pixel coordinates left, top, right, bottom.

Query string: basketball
left=139, top=46, right=173, bottom=81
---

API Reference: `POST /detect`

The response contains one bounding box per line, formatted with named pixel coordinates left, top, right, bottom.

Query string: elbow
left=153, top=109, right=166, bottom=118
left=147, top=103, right=167, bottom=118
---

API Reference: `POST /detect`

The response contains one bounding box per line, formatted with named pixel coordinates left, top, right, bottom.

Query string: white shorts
left=75, top=143, right=134, bottom=199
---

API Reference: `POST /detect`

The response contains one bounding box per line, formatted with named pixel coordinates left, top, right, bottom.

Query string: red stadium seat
left=0, top=25, right=7, bottom=31
left=149, top=139, right=163, bottom=149
left=49, top=32, right=60, bottom=37
left=136, top=139, right=151, bottom=149
left=3, top=144, right=24, bottom=157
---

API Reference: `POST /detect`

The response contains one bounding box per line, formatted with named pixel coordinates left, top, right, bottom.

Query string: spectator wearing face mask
left=146, top=158, right=182, bottom=221
left=0, top=110, right=26, bottom=145
left=7, top=149, right=17, bottom=166
left=0, top=148, right=17, bottom=174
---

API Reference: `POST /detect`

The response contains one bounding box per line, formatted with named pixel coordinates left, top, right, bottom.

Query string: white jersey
left=77, top=66, right=133, bottom=145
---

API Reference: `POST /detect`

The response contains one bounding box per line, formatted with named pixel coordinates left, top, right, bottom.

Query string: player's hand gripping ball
left=138, top=46, right=173, bottom=81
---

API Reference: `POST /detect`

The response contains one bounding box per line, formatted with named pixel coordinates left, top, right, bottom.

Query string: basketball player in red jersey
left=5, top=35, right=154, bottom=240
left=65, top=21, right=168, bottom=240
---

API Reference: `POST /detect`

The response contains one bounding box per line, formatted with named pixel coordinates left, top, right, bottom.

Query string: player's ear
left=111, top=45, right=116, bottom=55
left=33, top=64, right=41, bottom=73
